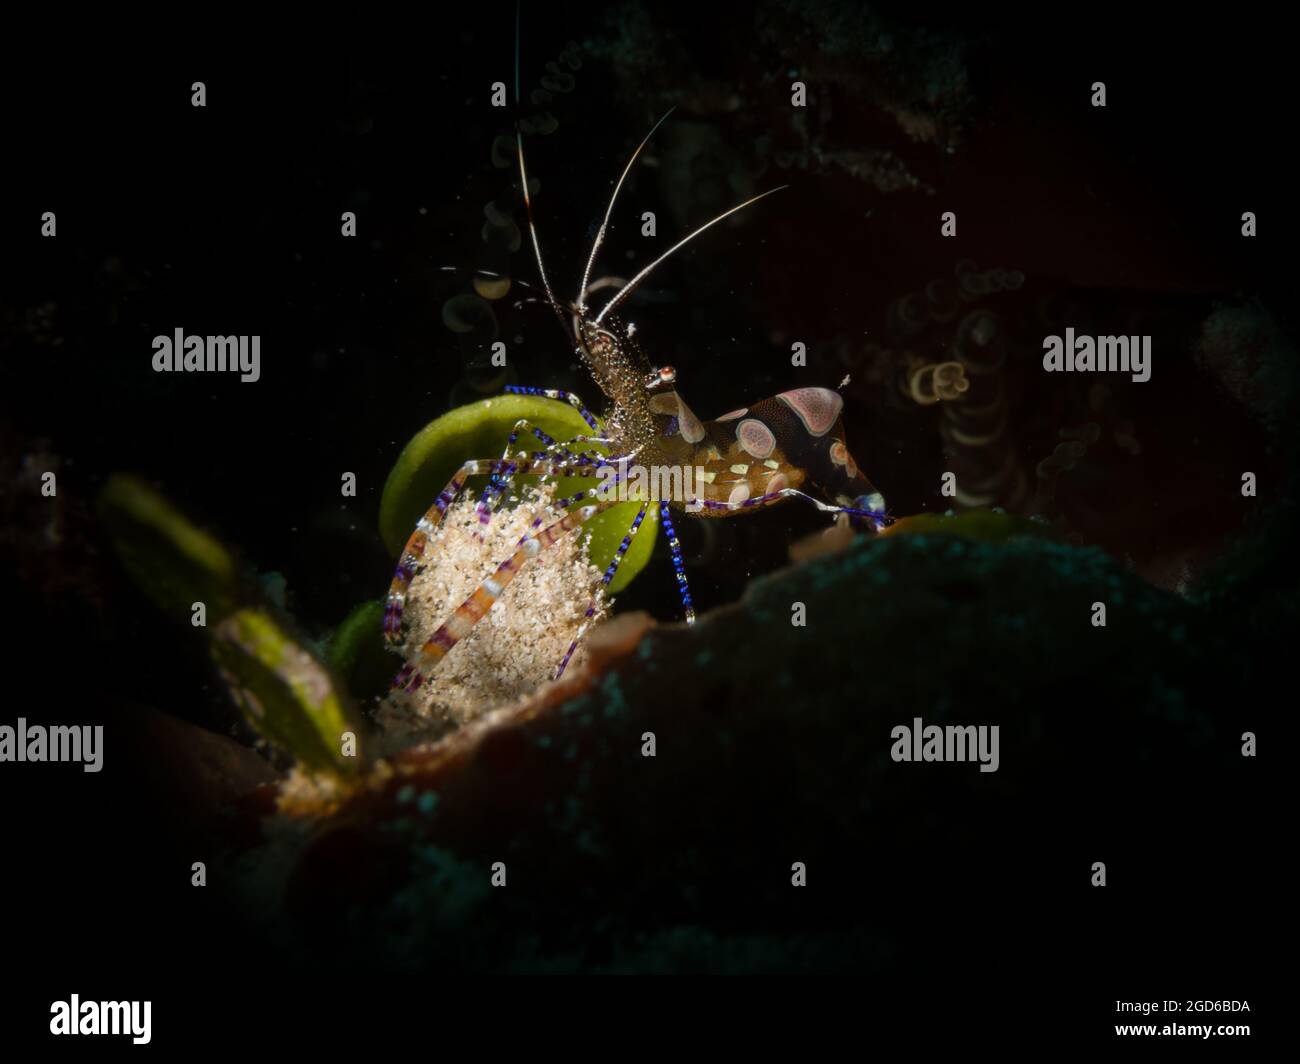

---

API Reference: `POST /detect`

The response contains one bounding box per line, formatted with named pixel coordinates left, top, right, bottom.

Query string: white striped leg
left=383, top=455, right=605, bottom=646
left=393, top=499, right=626, bottom=692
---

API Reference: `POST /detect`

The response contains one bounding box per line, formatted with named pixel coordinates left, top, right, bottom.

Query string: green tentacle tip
left=98, top=473, right=240, bottom=622
left=100, top=474, right=362, bottom=773
left=212, top=607, right=364, bottom=774
left=379, top=395, right=655, bottom=595
left=325, top=599, right=394, bottom=701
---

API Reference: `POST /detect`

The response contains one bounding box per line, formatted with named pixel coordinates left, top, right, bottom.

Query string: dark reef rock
left=233, top=520, right=1274, bottom=972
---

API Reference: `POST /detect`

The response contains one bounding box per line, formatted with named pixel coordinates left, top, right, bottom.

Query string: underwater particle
left=1059, top=422, right=1101, bottom=446
left=472, top=275, right=511, bottom=301
left=520, top=111, right=560, bottom=136
left=480, top=218, right=523, bottom=254
left=887, top=292, right=929, bottom=340
left=540, top=68, right=576, bottom=94
left=959, top=270, right=990, bottom=300
left=926, top=278, right=959, bottom=323
left=376, top=483, right=609, bottom=739
left=441, top=293, right=499, bottom=338
left=483, top=193, right=519, bottom=228
left=490, top=134, right=517, bottom=169
left=1113, top=420, right=1141, bottom=455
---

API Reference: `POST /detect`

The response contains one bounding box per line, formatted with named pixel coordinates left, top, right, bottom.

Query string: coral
left=938, top=307, right=1029, bottom=511
left=1195, top=300, right=1300, bottom=438
left=586, top=1, right=980, bottom=154
left=904, top=358, right=968, bottom=405
left=763, top=0, right=979, bottom=152
left=216, top=516, right=1264, bottom=972
left=831, top=259, right=1031, bottom=518
left=99, top=476, right=363, bottom=775
left=212, top=607, right=360, bottom=775
left=97, top=393, right=667, bottom=779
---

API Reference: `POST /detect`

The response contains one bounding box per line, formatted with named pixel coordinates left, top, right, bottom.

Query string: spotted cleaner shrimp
left=383, top=18, right=891, bottom=694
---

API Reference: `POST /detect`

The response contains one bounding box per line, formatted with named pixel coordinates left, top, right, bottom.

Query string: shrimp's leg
left=553, top=502, right=651, bottom=679
left=503, top=385, right=601, bottom=432
left=392, top=498, right=626, bottom=691
left=693, top=488, right=890, bottom=531
left=383, top=455, right=603, bottom=645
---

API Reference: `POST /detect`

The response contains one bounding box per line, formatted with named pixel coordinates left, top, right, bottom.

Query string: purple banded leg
left=487, top=433, right=612, bottom=516
left=477, top=419, right=617, bottom=532
left=554, top=502, right=650, bottom=680
left=483, top=450, right=632, bottom=566
left=476, top=421, right=572, bottom=533
left=496, top=441, right=621, bottom=549
left=477, top=420, right=589, bottom=512
left=543, top=451, right=640, bottom=517
left=392, top=498, right=626, bottom=692
left=659, top=502, right=696, bottom=624
left=474, top=419, right=539, bottom=520
left=383, top=455, right=606, bottom=646
left=504, top=385, right=601, bottom=433
left=695, top=488, right=892, bottom=530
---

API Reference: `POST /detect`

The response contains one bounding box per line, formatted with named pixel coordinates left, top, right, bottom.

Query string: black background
left=0, top=4, right=1283, bottom=1046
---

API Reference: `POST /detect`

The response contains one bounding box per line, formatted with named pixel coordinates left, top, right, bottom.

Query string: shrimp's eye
left=644, top=365, right=677, bottom=390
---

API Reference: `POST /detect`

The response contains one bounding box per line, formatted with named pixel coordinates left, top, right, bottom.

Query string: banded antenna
left=514, top=3, right=566, bottom=329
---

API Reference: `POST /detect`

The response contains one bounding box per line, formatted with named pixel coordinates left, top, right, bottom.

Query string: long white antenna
left=514, top=3, right=565, bottom=326
left=594, top=186, right=788, bottom=324
left=578, top=107, right=676, bottom=312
